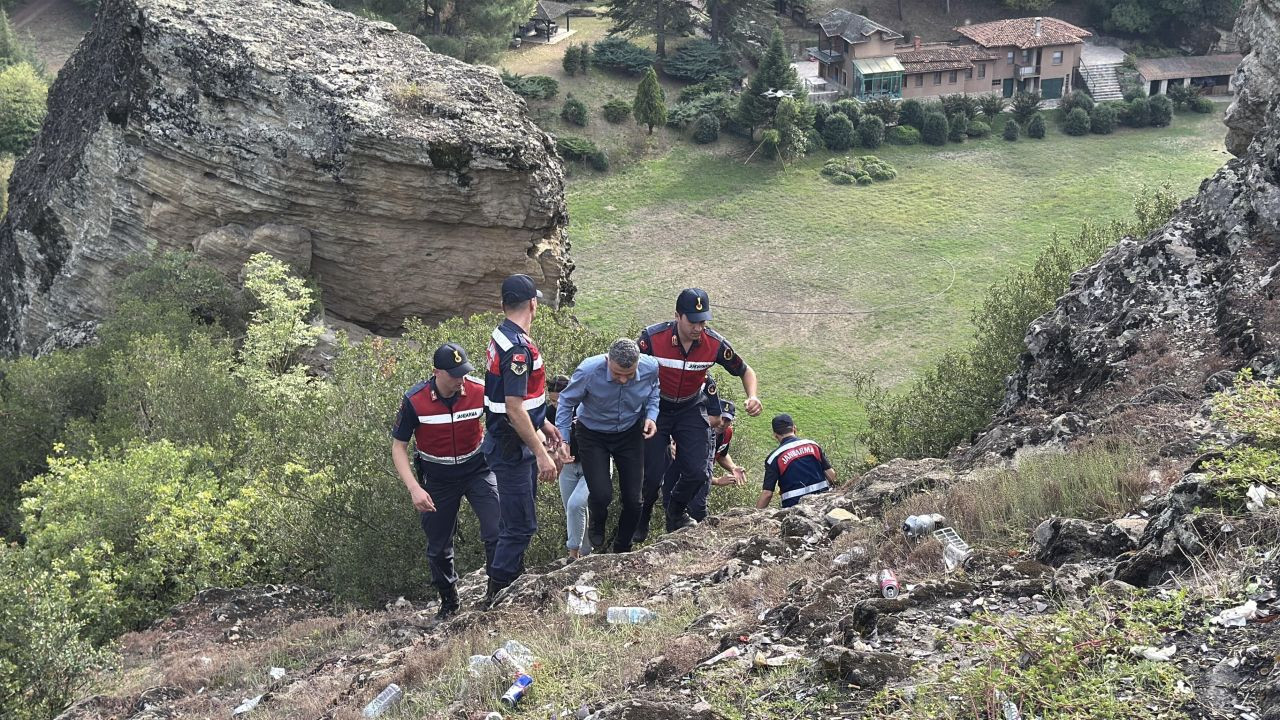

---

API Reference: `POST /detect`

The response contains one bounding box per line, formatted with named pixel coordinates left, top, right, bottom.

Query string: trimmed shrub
left=947, top=112, right=967, bottom=142
left=1059, top=89, right=1095, bottom=115
left=979, top=94, right=1006, bottom=120
left=1190, top=95, right=1214, bottom=113
left=833, top=98, right=862, bottom=126
left=813, top=102, right=831, bottom=133
left=857, top=115, right=885, bottom=148
left=556, top=135, right=608, bottom=171
left=888, top=124, right=920, bottom=145
left=922, top=112, right=948, bottom=145
left=820, top=154, right=896, bottom=185
left=1026, top=112, right=1047, bottom=138
left=855, top=174, right=873, bottom=185
left=666, top=91, right=732, bottom=127
left=500, top=70, right=558, bottom=99
left=563, top=44, right=583, bottom=75
left=966, top=119, right=990, bottom=137
left=1002, top=118, right=1020, bottom=140
left=862, top=96, right=900, bottom=125
left=1062, top=107, right=1089, bottom=135
left=677, top=75, right=734, bottom=103
left=1090, top=103, right=1117, bottom=134
left=1010, top=91, right=1042, bottom=124
left=899, top=98, right=925, bottom=130
left=822, top=112, right=856, bottom=151
left=1122, top=96, right=1151, bottom=127
left=592, top=35, right=656, bottom=75
left=602, top=97, right=631, bottom=123
left=1148, top=93, right=1173, bottom=127
left=692, top=113, right=720, bottom=143
left=663, top=39, right=736, bottom=83
left=560, top=94, right=588, bottom=126
left=940, top=93, right=979, bottom=120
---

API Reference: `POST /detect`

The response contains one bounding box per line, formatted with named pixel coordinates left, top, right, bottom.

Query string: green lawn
left=566, top=109, right=1231, bottom=463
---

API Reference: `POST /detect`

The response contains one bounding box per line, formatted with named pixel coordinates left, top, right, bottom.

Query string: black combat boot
left=435, top=584, right=460, bottom=620
left=665, top=503, right=697, bottom=533
left=484, top=578, right=509, bottom=607
left=632, top=505, right=652, bottom=544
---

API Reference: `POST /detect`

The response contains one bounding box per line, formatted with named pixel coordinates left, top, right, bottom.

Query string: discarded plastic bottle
left=902, top=514, right=947, bottom=539
left=361, top=683, right=403, bottom=718
left=500, top=673, right=533, bottom=707
left=490, top=647, right=527, bottom=675
left=879, top=569, right=900, bottom=599
left=606, top=606, right=658, bottom=624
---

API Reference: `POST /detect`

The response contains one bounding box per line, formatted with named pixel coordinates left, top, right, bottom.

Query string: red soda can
left=879, top=569, right=900, bottom=599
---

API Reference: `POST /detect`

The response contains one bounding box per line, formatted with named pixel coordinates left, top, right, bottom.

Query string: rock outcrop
left=0, top=0, right=570, bottom=356
left=965, top=0, right=1280, bottom=461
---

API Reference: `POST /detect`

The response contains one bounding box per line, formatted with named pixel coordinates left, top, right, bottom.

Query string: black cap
left=676, top=288, right=711, bottom=323
left=433, top=342, right=474, bottom=378
left=721, top=400, right=737, bottom=420
left=547, top=374, right=571, bottom=393
left=502, top=274, right=543, bottom=305
left=771, top=413, right=795, bottom=434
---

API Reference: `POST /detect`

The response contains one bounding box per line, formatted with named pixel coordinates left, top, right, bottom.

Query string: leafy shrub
left=833, top=98, right=861, bottom=126
left=0, top=62, right=47, bottom=156
left=562, top=44, right=583, bottom=76
left=922, top=112, right=948, bottom=145
left=663, top=39, right=736, bottom=83
left=1090, top=102, right=1118, bottom=134
left=899, top=98, right=925, bottom=130
left=500, top=70, right=559, bottom=99
left=1010, top=91, right=1042, bottom=124
left=947, top=112, right=967, bottom=142
left=831, top=172, right=854, bottom=185
left=822, top=112, right=856, bottom=151
left=979, top=94, right=1006, bottom=120
left=1148, top=93, right=1173, bottom=127
left=1026, top=112, right=1047, bottom=138
left=966, top=120, right=990, bottom=137
left=592, top=35, right=656, bottom=76
left=666, top=91, right=732, bottom=127
left=1123, top=96, right=1151, bottom=127
left=1062, top=107, right=1089, bottom=135
left=1058, top=88, right=1095, bottom=115
left=561, top=94, right=588, bottom=126
left=940, top=93, right=979, bottom=120
left=1002, top=118, right=1019, bottom=140
left=820, top=155, right=896, bottom=185
left=862, top=96, right=899, bottom=125
left=602, top=97, right=631, bottom=123
left=692, top=112, right=720, bottom=143
left=1190, top=95, right=1214, bottom=113
left=813, top=102, right=831, bottom=133
left=855, top=174, right=873, bottom=185
left=857, top=115, right=885, bottom=148
left=1166, top=83, right=1199, bottom=110
left=676, top=75, right=734, bottom=102
left=888, top=125, right=921, bottom=145
left=556, top=135, right=608, bottom=170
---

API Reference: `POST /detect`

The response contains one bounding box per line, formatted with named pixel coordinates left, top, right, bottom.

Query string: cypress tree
left=633, top=66, right=667, bottom=134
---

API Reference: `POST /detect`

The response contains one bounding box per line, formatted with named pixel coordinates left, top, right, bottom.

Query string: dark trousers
left=641, top=402, right=711, bottom=533
left=419, top=465, right=500, bottom=590
left=576, top=420, right=646, bottom=552
left=661, top=423, right=714, bottom=521
left=483, top=433, right=538, bottom=586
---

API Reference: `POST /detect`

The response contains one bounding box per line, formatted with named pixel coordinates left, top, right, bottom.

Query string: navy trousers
left=419, top=465, right=500, bottom=590
left=483, top=432, right=538, bottom=586
left=661, top=423, right=715, bottom=521
left=640, top=402, right=711, bottom=533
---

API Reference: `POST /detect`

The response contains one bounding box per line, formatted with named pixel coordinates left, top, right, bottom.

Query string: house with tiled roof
left=950, top=16, right=1091, bottom=100
left=810, top=9, right=907, bottom=100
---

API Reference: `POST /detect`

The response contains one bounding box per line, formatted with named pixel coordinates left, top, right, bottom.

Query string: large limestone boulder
left=0, top=0, right=570, bottom=355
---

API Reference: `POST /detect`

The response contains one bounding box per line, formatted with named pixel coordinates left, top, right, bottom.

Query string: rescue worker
left=660, top=380, right=745, bottom=522
left=390, top=342, right=499, bottom=620
left=482, top=274, right=562, bottom=603
left=756, top=414, right=836, bottom=509
left=636, top=288, right=761, bottom=540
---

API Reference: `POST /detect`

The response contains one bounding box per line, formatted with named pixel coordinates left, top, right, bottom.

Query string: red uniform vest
left=638, top=322, right=746, bottom=405
left=408, top=377, right=485, bottom=465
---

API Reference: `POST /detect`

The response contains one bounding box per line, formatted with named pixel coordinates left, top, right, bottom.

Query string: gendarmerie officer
left=391, top=342, right=499, bottom=620
left=636, top=288, right=761, bottom=539
left=756, top=414, right=836, bottom=509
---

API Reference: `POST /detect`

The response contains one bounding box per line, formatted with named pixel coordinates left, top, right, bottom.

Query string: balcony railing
left=1016, top=63, right=1040, bottom=77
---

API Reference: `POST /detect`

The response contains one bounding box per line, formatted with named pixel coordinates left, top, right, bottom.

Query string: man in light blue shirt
left=556, top=338, right=660, bottom=553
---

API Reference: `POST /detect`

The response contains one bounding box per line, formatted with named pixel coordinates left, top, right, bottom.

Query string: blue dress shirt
left=556, top=354, right=661, bottom=445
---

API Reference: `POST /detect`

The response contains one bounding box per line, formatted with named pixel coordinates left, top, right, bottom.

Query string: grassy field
left=566, top=109, right=1232, bottom=466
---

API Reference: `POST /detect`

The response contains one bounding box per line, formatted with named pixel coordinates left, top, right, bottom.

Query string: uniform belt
left=780, top=480, right=829, bottom=501
left=416, top=446, right=482, bottom=465
left=660, top=392, right=703, bottom=405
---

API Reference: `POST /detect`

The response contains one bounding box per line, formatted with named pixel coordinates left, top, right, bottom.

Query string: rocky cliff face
left=0, top=0, right=571, bottom=356
left=966, top=0, right=1280, bottom=462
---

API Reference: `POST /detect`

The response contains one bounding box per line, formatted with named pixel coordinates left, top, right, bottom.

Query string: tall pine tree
left=736, top=27, right=802, bottom=138
left=606, top=0, right=697, bottom=57
left=704, top=0, right=772, bottom=47
left=632, top=66, right=667, bottom=134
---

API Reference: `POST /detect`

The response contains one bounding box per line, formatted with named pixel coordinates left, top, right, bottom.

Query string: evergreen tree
left=0, top=10, right=36, bottom=69
left=606, top=0, right=697, bottom=57
left=899, top=99, right=925, bottom=130
left=770, top=96, right=811, bottom=163
left=704, top=0, right=772, bottom=48
left=735, top=28, right=801, bottom=138
left=633, top=66, right=667, bottom=134
left=1027, top=112, right=1048, bottom=138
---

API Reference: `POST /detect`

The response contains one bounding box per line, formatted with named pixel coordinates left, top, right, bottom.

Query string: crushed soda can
left=879, top=569, right=900, bottom=599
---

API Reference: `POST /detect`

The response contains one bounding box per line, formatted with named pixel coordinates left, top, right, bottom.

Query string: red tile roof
left=954, top=17, right=1091, bottom=50
left=894, top=43, right=995, bottom=74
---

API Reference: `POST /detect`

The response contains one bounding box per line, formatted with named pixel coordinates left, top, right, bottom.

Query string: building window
left=1007, top=51, right=1014, bottom=65
left=915, top=73, right=923, bottom=87
left=1022, top=49, right=1032, bottom=63
left=949, top=70, right=957, bottom=83
left=965, top=67, right=973, bottom=79
left=978, top=63, right=986, bottom=78
left=933, top=72, right=942, bottom=85
left=1052, top=50, right=1064, bottom=65
left=992, top=79, right=1000, bottom=87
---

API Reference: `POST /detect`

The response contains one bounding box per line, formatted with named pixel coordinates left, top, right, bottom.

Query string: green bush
left=1059, top=88, right=1095, bottom=115
left=855, top=173, right=873, bottom=185
left=833, top=98, right=862, bottom=126
left=561, top=93, right=588, bottom=126
left=602, top=97, right=631, bottom=123
left=940, top=93, right=979, bottom=120
left=1190, top=95, right=1214, bottom=113
left=966, top=119, right=990, bottom=137
left=592, top=35, right=655, bottom=76
left=922, top=112, right=948, bottom=145
left=556, top=135, right=608, bottom=171
left=820, top=155, right=896, bottom=185
left=562, top=44, right=583, bottom=75
left=822, top=112, right=856, bottom=151
left=0, top=62, right=47, bottom=156
left=947, top=112, right=967, bottom=142
left=676, top=75, right=734, bottom=103
left=887, top=125, right=921, bottom=145
left=1026, top=112, right=1047, bottom=138
left=1166, top=83, right=1199, bottom=110
left=1090, top=102, right=1118, bottom=134
left=663, top=39, right=736, bottom=83
left=1010, top=91, right=1042, bottom=124
left=862, top=96, right=899, bottom=126
left=899, top=98, right=925, bottom=130
left=692, top=112, right=720, bottom=143
left=1063, top=107, right=1089, bottom=135
left=500, top=70, right=559, bottom=99
left=857, top=115, right=885, bottom=148
left=666, top=91, right=732, bottom=128
left=1148, top=93, right=1173, bottom=126
left=1123, top=96, right=1151, bottom=127
left=979, top=94, right=1006, bottom=120
left=1002, top=118, right=1019, bottom=140
left=1204, top=371, right=1280, bottom=511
